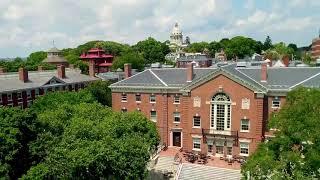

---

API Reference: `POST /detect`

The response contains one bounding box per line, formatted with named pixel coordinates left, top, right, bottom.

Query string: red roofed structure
left=80, top=48, right=114, bottom=76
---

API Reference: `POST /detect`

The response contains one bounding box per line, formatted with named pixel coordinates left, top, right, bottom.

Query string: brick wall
left=112, top=74, right=277, bottom=156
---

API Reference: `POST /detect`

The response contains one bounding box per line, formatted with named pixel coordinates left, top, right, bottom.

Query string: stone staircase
left=177, top=163, right=241, bottom=180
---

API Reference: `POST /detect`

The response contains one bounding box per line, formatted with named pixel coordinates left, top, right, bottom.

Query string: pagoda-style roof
left=80, top=48, right=114, bottom=59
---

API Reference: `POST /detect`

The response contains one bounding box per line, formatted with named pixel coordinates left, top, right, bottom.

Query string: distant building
left=166, top=23, right=190, bottom=62
left=176, top=53, right=213, bottom=68
left=215, top=49, right=227, bottom=61
left=311, top=30, right=320, bottom=60
left=43, top=47, right=69, bottom=67
left=80, top=48, right=114, bottom=76
left=0, top=65, right=98, bottom=109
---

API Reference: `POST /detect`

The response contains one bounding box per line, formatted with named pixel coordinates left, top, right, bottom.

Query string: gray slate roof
left=110, top=64, right=320, bottom=93
left=177, top=55, right=211, bottom=62
left=0, top=69, right=98, bottom=93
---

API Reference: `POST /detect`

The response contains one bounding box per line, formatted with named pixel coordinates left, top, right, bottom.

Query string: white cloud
left=0, top=0, right=318, bottom=57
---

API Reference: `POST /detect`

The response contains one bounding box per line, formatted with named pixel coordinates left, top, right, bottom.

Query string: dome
left=171, top=23, right=182, bottom=35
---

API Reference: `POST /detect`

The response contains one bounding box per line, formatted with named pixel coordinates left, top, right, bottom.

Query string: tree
left=112, top=51, right=145, bottom=71
left=263, top=36, right=273, bottom=50
left=84, top=81, right=112, bottom=107
left=208, top=41, right=222, bottom=57
left=185, top=42, right=209, bottom=53
left=288, top=43, right=298, bottom=52
left=23, top=92, right=159, bottom=179
left=133, top=37, right=168, bottom=64
left=0, top=108, right=36, bottom=179
left=242, top=87, right=320, bottom=179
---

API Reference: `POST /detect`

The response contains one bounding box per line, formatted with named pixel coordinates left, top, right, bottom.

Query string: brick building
left=311, top=37, right=320, bottom=60
left=110, top=63, right=320, bottom=157
left=0, top=65, right=98, bottom=109
left=176, top=54, right=213, bottom=68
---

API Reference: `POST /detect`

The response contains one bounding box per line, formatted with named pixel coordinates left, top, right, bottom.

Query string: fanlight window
left=210, top=93, right=231, bottom=130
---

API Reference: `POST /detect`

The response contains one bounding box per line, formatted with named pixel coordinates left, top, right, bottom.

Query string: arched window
left=210, top=93, right=231, bottom=130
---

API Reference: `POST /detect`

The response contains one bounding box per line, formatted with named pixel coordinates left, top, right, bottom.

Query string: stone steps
left=177, top=163, right=241, bottom=180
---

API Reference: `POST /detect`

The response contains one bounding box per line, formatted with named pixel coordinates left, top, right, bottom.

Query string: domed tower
left=43, top=47, right=69, bottom=67
left=169, top=23, right=183, bottom=48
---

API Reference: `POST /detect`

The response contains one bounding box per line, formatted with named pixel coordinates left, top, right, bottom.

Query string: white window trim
left=173, top=112, right=180, bottom=123
left=271, top=100, right=281, bottom=109
left=210, top=102, right=232, bottom=131
left=240, top=119, right=250, bottom=133
left=121, top=93, right=127, bottom=102
left=149, top=95, right=156, bottom=103
left=192, top=138, right=201, bottom=151
left=150, top=111, right=157, bottom=122
left=193, top=116, right=201, bottom=128
left=135, top=94, right=141, bottom=103
left=239, top=142, right=250, bottom=157
left=173, top=96, right=180, bottom=104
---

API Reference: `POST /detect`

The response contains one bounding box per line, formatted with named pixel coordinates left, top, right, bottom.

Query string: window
left=174, top=95, right=180, bottom=104
left=121, top=108, right=127, bottom=112
left=27, top=91, right=31, bottom=98
left=121, top=93, right=127, bottom=102
left=216, top=145, right=223, bottom=154
left=135, top=94, right=141, bottom=102
left=150, top=94, right=156, bottom=103
left=150, top=111, right=157, bottom=122
left=193, top=116, right=201, bottom=127
left=211, top=93, right=231, bottom=130
left=17, top=92, right=22, bottom=100
left=7, top=94, right=12, bottom=101
left=272, top=97, right=280, bottom=108
left=208, top=144, right=213, bottom=153
left=240, top=142, right=249, bottom=156
left=173, top=112, right=180, bottom=123
left=35, top=89, right=40, bottom=96
left=227, top=147, right=233, bottom=155
left=193, top=138, right=201, bottom=150
left=241, top=119, right=250, bottom=132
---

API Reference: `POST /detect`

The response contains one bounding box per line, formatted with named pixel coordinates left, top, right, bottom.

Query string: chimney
left=89, top=60, right=95, bottom=77
left=124, top=63, right=132, bottom=79
left=261, top=63, right=267, bottom=82
left=282, top=55, right=290, bottom=67
left=57, top=65, right=66, bottom=79
left=187, top=62, right=194, bottom=82
left=38, top=66, right=44, bottom=71
left=0, top=67, right=6, bottom=74
left=19, top=67, right=28, bottom=82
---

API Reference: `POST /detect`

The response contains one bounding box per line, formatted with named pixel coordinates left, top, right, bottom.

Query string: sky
left=0, top=0, right=320, bottom=58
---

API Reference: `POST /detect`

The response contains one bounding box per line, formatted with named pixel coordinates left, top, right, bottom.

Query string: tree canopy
left=242, top=87, right=320, bottom=179
left=0, top=82, right=159, bottom=179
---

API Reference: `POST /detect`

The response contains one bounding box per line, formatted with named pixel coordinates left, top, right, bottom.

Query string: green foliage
left=0, top=108, right=36, bottom=179
left=185, top=42, right=209, bottom=53
left=1, top=86, right=159, bottom=179
left=263, top=36, right=273, bottom=50
left=112, top=51, right=145, bottom=71
left=83, top=81, right=112, bottom=106
left=302, top=53, right=313, bottom=64
left=242, top=87, right=320, bottom=179
left=133, top=37, right=169, bottom=64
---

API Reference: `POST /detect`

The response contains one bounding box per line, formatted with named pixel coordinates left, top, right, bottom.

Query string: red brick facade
left=112, top=74, right=284, bottom=157
left=312, top=38, right=320, bottom=60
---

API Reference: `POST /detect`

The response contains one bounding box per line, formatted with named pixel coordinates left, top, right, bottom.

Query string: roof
left=47, top=47, right=61, bottom=53
left=0, top=69, right=98, bottom=93
left=110, top=63, right=320, bottom=94
left=43, top=56, right=68, bottom=63
left=177, top=55, right=211, bottom=62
